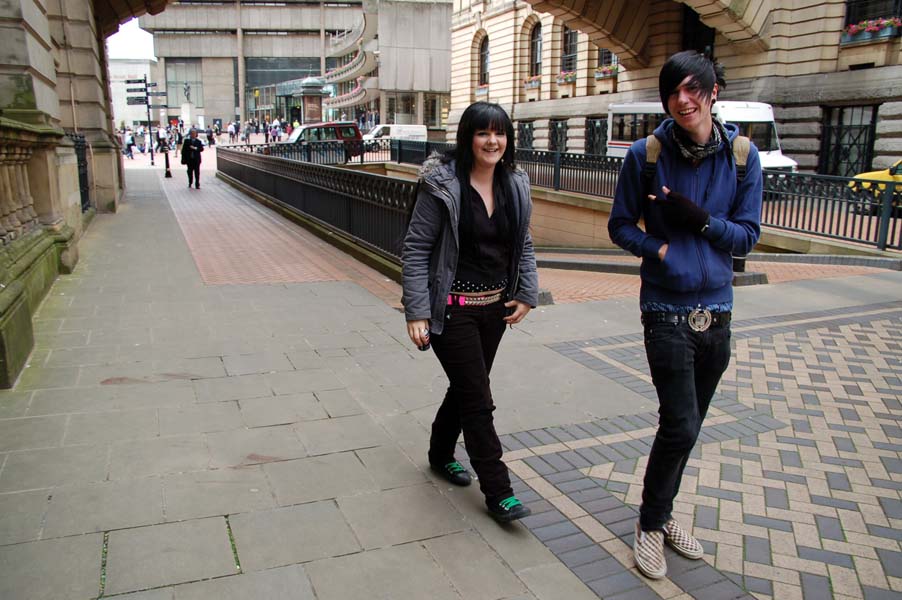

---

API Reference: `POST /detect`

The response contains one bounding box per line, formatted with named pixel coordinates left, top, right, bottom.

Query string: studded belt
left=447, top=292, right=503, bottom=306
left=641, top=310, right=731, bottom=332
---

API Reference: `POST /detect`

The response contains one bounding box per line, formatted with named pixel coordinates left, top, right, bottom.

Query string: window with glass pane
left=586, top=117, right=607, bottom=155
left=166, top=59, right=204, bottom=108
left=818, top=105, right=879, bottom=177
left=845, top=0, right=900, bottom=26
left=517, top=121, right=534, bottom=149
left=479, top=37, right=490, bottom=86
left=550, top=119, right=568, bottom=152
left=598, top=48, right=614, bottom=66
left=561, top=27, right=578, bottom=73
left=529, top=24, right=542, bottom=77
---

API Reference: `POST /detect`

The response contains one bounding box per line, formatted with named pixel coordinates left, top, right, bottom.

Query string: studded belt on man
left=640, top=309, right=731, bottom=332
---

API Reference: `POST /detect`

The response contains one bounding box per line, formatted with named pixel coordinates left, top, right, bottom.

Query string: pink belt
left=447, top=292, right=503, bottom=306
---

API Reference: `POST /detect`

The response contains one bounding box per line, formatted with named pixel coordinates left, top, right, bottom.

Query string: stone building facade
left=0, top=0, right=169, bottom=387
left=450, top=0, right=902, bottom=175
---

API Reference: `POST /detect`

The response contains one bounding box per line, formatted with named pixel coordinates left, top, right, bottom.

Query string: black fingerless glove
left=661, top=190, right=710, bottom=232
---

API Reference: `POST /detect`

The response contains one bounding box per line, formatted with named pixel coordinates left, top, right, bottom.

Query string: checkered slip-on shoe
left=664, top=518, right=704, bottom=560
left=633, top=522, right=667, bottom=579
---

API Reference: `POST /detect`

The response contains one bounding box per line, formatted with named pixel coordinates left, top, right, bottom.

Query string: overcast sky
left=106, top=18, right=155, bottom=61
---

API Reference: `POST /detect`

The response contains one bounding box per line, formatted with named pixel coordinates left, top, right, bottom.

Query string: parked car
left=284, top=121, right=364, bottom=162
left=848, top=159, right=902, bottom=217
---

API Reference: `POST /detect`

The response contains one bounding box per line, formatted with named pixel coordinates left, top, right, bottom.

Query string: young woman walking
left=402, top=102, right=538, bottom=523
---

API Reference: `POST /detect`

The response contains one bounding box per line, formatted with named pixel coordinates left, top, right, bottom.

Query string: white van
left=363, top=124, right=428, bottom=145
left=605, top=101, right=797, bottom=171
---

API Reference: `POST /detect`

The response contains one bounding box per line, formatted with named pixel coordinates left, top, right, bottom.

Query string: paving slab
left=0, top=532, right=102, bottom=600
left=206, top=424, right=307, bottom=468
left=228, top=501, right=360, bottom=572
left=42, top=477, right=164, bottom=538
left=108, top=434, right=209, bottom=479
left=424, top=531, right=529, bottom=600
left=262, top=451, right=378, bottom=505
left=0, top=489, right=49, bottom=544
left=237, top=392, right=328, bottom=427
left=294, top=413, right=389, bottom=455
left=338, top=482, right=466, bottom=549
left=0, top=415, right=66, bottom=451
left=105, top=517, right=236, bottom=595
left=158, top=401, right=243, bottom=435
left=162, top=466, right=275, bottom=521
left=305, top=543, right=461, bottom=600
left=172, top=564, right=315, bottom=599
left=63, top=408, right=159, bottom=445
left=354, top=444, right=428, bottom=489
left=26, top=382, right=197, bottom=415
left=0, top=444, right=108, bottom=492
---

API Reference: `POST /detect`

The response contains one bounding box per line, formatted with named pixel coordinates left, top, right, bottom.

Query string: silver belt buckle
left=687, top=308, right=712, bottom=332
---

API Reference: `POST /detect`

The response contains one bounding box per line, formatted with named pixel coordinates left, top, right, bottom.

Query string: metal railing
left=762, top=171, right=901, bottom=250
left=221, top=139, right=902, bottom=251
left=217, top=147, right=415, bottom=263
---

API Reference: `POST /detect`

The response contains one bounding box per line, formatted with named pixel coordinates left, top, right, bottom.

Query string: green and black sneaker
left=488, top=496, right=531, bottom=523
left=430, top=461, right=472, bottom=486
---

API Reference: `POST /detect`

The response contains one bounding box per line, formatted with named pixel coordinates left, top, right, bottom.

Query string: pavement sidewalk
left=0, top=162, right=900, bottom=600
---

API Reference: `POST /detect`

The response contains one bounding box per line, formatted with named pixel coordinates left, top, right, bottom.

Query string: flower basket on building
left=556, top=70, right=577, bottom=85
left=594, top=64, right=619, bottom=79
left=841, top=17, right=902, bottom=44
left=523, top=75, right=541, bottom=90
left=475, top=84, right=489, bottom=97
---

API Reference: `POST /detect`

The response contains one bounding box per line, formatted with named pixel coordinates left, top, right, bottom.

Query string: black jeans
left=639, top=320, right=731, bottom=531
left=429, top=301, right=512, bottom=505
left=186, top=163, right=200, bottom=187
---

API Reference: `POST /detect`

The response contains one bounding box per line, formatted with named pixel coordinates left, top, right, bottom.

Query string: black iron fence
left=66, top=132, right=90, bottom=212
left=221, top=139, right=902, bottom=251
left=217, top=147, right=415, bottom=263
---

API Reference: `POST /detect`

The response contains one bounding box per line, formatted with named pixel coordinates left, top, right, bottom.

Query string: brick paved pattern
left=487, top=302, right=902, bottom=599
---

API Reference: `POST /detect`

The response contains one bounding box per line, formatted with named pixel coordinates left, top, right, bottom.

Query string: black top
left=181, top=137, right=204, bottom=165
left=451, top=185, right=511, bottom=294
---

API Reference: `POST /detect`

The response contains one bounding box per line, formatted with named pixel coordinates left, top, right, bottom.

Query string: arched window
left=529, top=24, right=542, bottom=77
left=561, top=26, right=578, bottom=73
left=478, top=37, right=490, bottom=86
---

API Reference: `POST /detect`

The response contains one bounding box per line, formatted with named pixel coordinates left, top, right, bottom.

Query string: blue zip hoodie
left=608, top=119, right=763, bottom=308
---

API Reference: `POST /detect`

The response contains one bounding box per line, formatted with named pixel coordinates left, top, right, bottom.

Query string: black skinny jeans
left=428, top=301, right=512, bottom=505
left=639, top=320, right=731, bottom=532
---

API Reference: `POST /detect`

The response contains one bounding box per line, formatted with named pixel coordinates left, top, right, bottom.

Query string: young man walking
left=608, top=50, right=763, bottom=580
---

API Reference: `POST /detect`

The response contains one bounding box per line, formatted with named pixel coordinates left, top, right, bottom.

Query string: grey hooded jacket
left=401, top=155, right=539, bottom=335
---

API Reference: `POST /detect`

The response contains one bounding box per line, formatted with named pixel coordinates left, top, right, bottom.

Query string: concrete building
left=450, top=0, right=902, bottom=175
left=109, top=58, right=158, bottom=129
left=138, top=0, right=451, bottom=132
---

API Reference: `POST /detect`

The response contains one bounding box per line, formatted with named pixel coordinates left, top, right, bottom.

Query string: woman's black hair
left=659, top=50, right=726, bottom=115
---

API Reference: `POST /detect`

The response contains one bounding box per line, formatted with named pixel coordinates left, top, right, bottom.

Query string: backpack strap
left=732, top=135, right=750, bottom=182
left=643, top=134, right=661, bottom=196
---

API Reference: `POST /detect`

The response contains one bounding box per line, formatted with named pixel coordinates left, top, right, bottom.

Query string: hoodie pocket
left=641, top=234, right=704, bottom=292
left=702, top=243, right=734, bottom=290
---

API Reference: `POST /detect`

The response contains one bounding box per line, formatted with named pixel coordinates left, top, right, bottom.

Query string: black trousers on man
left=639, top=320, right=731, bottom=531
left=428, top=301, right=512, bottom=505
left=186, top=162, right=200, bottom=188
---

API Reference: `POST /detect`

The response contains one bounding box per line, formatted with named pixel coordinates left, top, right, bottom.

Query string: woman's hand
left=503, top=300, right=531, bottom=325
left=407, top=319, right=430, bottom=348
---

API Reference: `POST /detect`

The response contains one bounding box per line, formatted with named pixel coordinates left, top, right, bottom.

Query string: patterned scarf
left=671, top=118, right=728, bottom=162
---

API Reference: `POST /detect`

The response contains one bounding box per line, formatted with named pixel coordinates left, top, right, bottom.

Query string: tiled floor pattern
left=486, top=302, right=902, bottom=599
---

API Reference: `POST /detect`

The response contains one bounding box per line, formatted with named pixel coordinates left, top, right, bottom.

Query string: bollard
left=164, top=149, right=172, bottom=178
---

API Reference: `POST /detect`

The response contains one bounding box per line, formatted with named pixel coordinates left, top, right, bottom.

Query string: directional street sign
left=126, top=87, right=146, bottom=93
left=146, top=82, right=157, bottom=87
left=125, top=78, right=146, bottom=84
left=148, top=91, right=168, bottom=96
left=148, top=104, right=168, bottom=109
left=126, top=97, right=148, bottom=105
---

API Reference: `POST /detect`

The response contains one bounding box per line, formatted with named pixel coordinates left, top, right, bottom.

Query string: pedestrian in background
left=608, top=50, right=763, bottom=580
left=181, top=128, right=204, bottom=189
left=402, top=101, right=538, bottom=524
